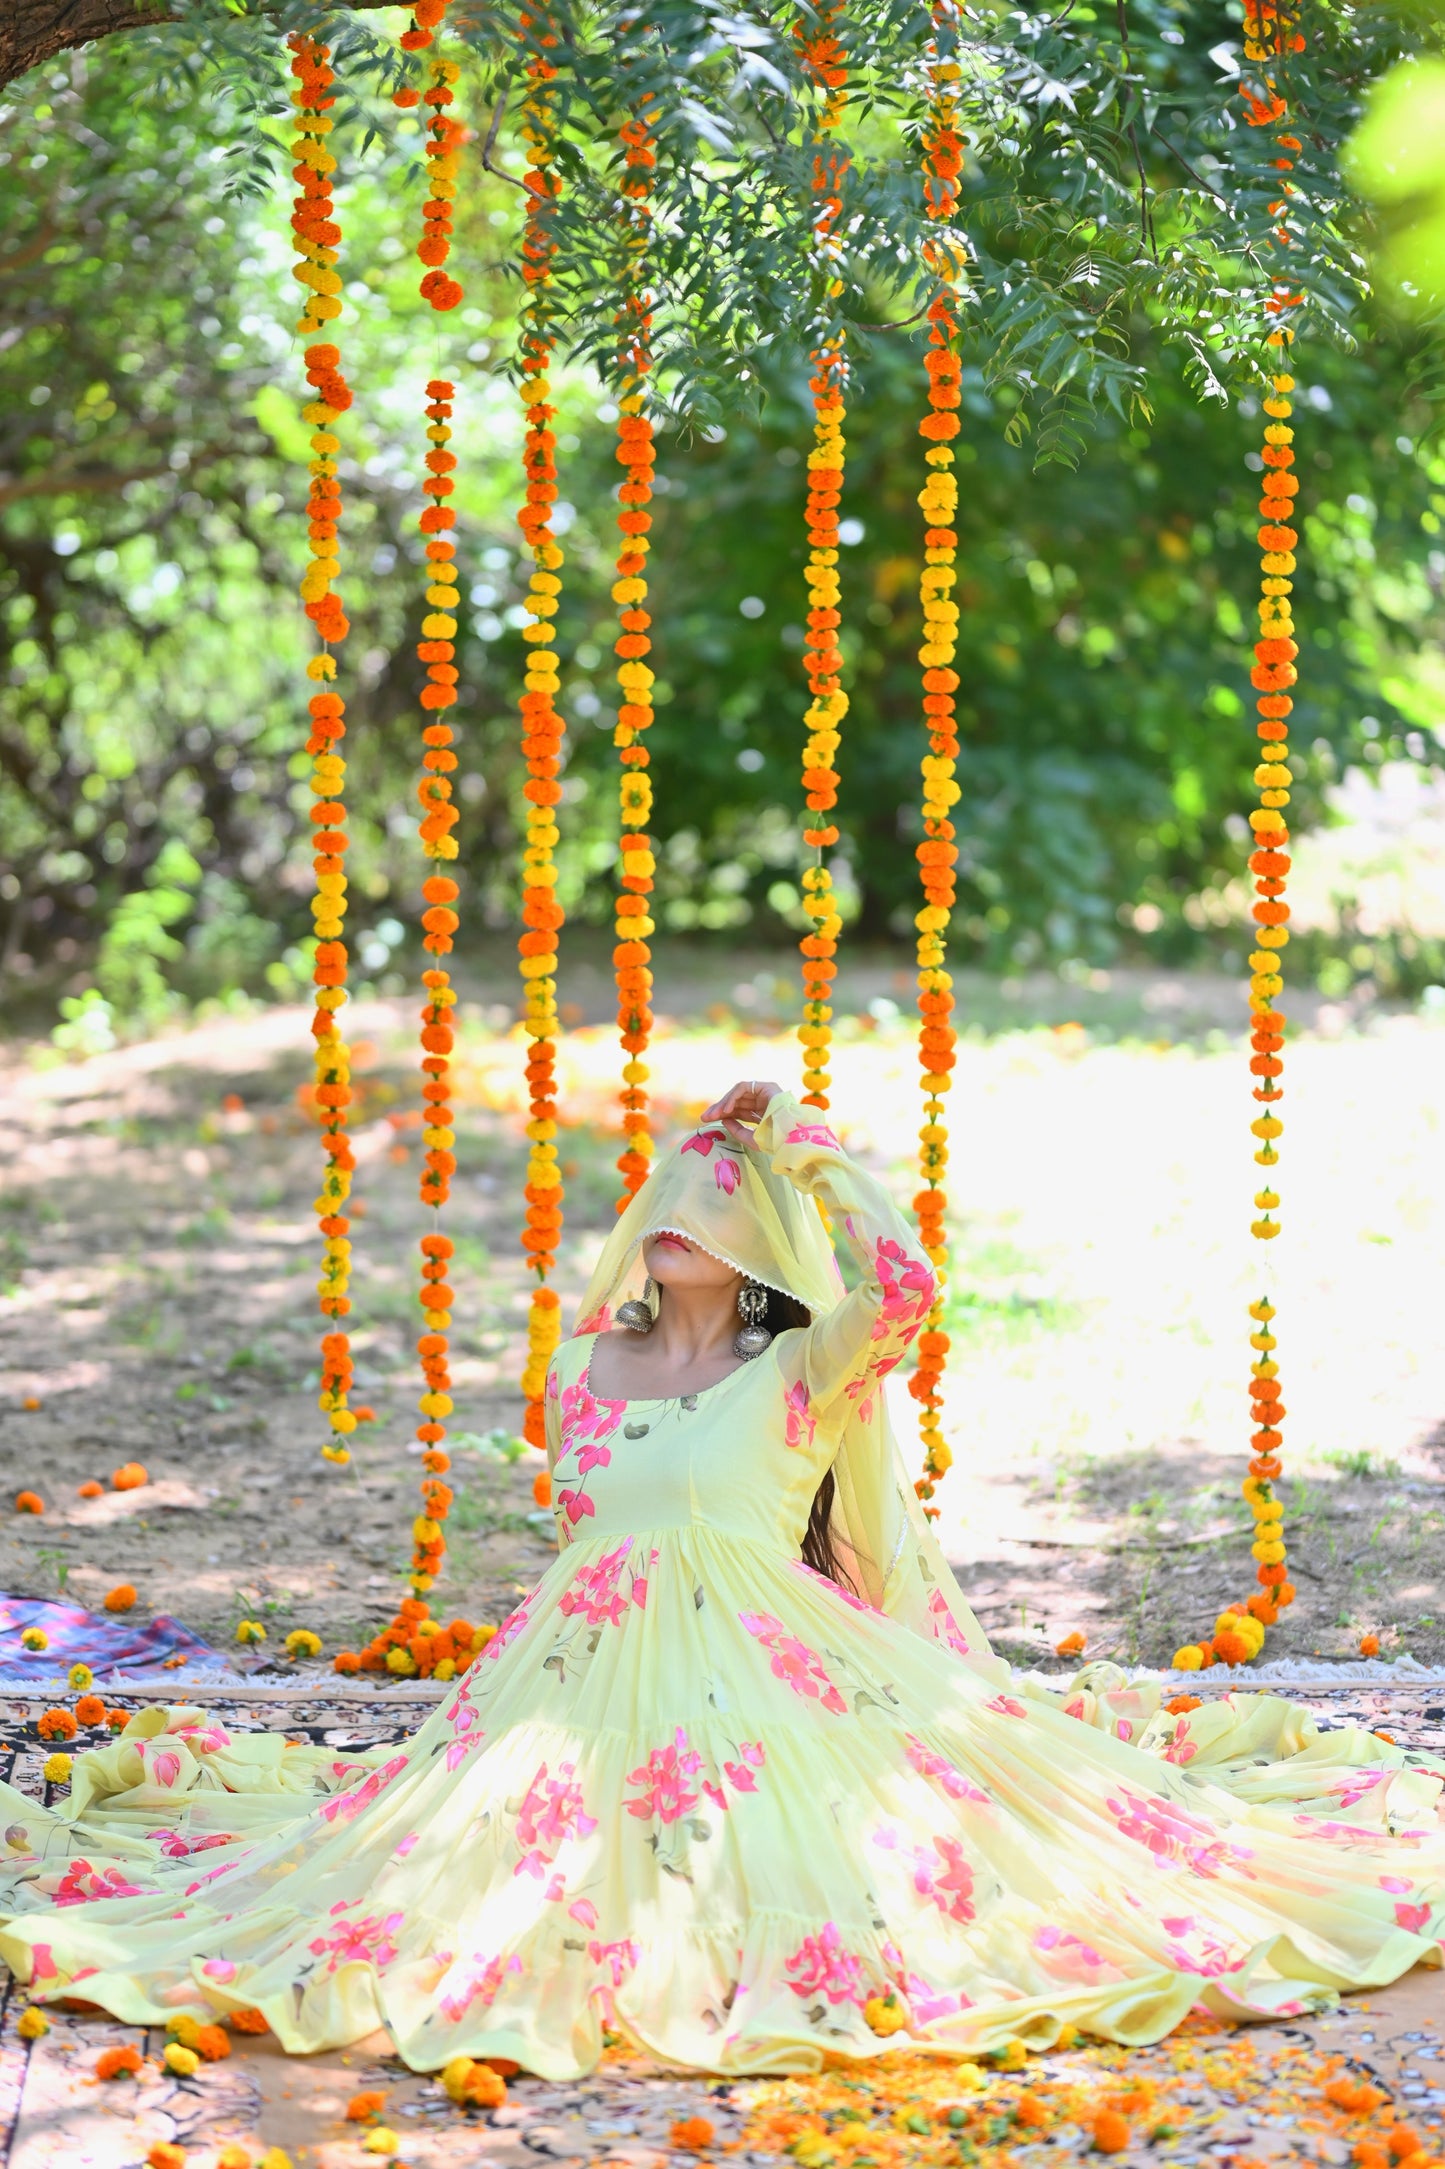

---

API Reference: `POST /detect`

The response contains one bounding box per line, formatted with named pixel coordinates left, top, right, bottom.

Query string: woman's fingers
left=701, top=1080, right=785, bottom=1128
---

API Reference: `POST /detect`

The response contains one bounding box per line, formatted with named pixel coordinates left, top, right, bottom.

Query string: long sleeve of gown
left=751, top=1091, right=938, bottom=1434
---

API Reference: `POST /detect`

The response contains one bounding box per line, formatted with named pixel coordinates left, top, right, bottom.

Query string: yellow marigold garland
left=516, top=15, right=566, bottom=1472
left=909, top=0, right=966, bottom=1509
left=793, top=5, right=850, bottom=1112
left=288, top=32, right=359, bottom=1468
left=1173, top=0, right=1304, bottom=1673
left=610, top=105, right=660, bottom=1210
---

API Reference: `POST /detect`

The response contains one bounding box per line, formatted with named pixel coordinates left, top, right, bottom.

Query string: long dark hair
left=764, top=1287, right=857, bottom=1597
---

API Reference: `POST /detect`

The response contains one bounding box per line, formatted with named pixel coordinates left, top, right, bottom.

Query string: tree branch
left=480, top=89, right=527, bottom=190
left=1, top=0, right=394, bottom=91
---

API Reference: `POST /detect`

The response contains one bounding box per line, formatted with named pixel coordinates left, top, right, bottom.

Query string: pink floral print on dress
left=875, top=1826, right=977, bottom=1922
left=783, top=1379, right=817, bottom=1451
left=791, top=1558, right=874, bottom=1613
left=1106, top=1788, right=1257, bottom=1879
left=514, top=1759, right=598, bottom=1880
left=903, top=1733, right=991, bottom=1805
left=308, top=1904, right=405, bottom=1974
left=319, top=1753, right=409, bottom=1825
left=926, top=1590, right=972, bottom=1657
left=784, top=1921, right=867, bottom=2007
left=559, top=1537, right=645, bottom=1628
left=739, top=1610, right=847, bottom=1713
left=1033, top=1924, right=1112, bottom=1978
left=625, top=1729, right=704, bottom=1824
left=786, top=1121, right=841, bottom=1152
left=871, top=1236, right=937, bottom=1339
left=52, top=1860, right=149, bottom=1907
left=146, top=1830, right=236, bottom=1860
left=437, top=1948, right=522, bottom=2024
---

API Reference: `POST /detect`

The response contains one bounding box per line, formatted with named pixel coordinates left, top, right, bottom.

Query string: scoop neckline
left=580, top=1328, right=761, bottom=1407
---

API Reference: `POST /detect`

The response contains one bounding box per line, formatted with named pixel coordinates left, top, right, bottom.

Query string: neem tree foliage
left=9, top=1, right=1420, bottom=426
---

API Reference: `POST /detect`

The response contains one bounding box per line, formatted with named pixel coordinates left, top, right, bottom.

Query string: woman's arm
left=704, top=1080, right=938, bottom=1429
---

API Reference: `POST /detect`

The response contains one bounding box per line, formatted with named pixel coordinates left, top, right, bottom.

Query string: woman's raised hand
left=702, top=1079, right=784, bottom=1141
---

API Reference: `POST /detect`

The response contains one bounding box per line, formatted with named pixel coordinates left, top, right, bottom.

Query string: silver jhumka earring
left=733, top=1279, right=772, bottom=1359
left=616, top=1276, right=657, bottom=1334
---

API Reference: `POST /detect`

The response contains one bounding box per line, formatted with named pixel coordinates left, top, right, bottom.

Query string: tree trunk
left=2, top=0, right=393, bottom=91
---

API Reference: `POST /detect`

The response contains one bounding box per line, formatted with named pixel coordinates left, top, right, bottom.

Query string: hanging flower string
left=334, top=3, right=472, bottom=1680
left=793, top=4, right=850, bottom=1113
left=288, top=32, right=360, bottom=1467
left=405, top=10, right=465, bottom=1616
left=909, top=0, right=967, bottom=1509
left=516, top=14, right=567, bottom=1475
left=610, top=105, right=660, bottom=1211
left=1174, top=0, right=1304, bottom=1673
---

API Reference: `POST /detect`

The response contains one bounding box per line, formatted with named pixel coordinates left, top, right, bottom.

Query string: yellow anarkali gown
left=0, top=1094, right=1440, bottom=2078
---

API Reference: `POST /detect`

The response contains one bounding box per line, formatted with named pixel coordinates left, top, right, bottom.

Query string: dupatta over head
left=570, top=1102, right=1005, bottom=1682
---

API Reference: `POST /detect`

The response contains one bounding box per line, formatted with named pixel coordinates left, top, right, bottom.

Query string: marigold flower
left=235, top=1619, right=267, bottom=1644
left=361, top=2130, right=401, bottom=2156
left=14, top=1491, right=43, bottom=1514
left=111, top=1461, right=148, bottom=1491
left=74, top=1694, right=106, bottom=1726
left=105, top=1706, right=131, bottom=1731
left=68, top=1662, right=93, bottom=1690
left=346, top=2090, right=388, bottom=2121
left=229, top=2007, right=270, bottom=2034
left=163, top=2042, right=201, bottom=2076
left=1359, top=1632, right=1381, bottom=1657
left=37, top=1709, right=77, bottom=1741
left=1092, top=2109, right=1131, bottom=2153
left=104, top=1584, right=137, bottom=1613
left=16, top=2006, right=49, bottom=2041
left=670, top=2117, right=716, bottom=2151
left=444, top=2056, right=508, bottom=2109
left=862, top=1993, right=907, bottom=2038
left=1054, top=1630, right=1087, bottom=1657
left=76, top=1480, right=103, bottom=1498
left=42, top=1752, right=72, bottom=1782
left=148, top=2145, right=186, bottom=2169
left=20, top=1625, right=47, bottom=1650
left=284, top=1628, right=323, bottom=1659
left=96, top=2043, right=143, bottom=2079
left=196, top=2024, right=232, bottom=2061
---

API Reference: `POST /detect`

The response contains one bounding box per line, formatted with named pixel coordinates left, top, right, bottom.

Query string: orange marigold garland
left=1173, top=0, right=1304, bottom=1672
left=516, top=17, right=567, bottom=1471
left=331, top=3, right=466, bottom=1676
left=408, top=359, right=462, bottom=1606
left=610, top=106, right=660, bottom=1211
left=909, top=0, right=967, bottom=1507
left=793, top=5, right=850, bottom=1112
left=405, top=7, right=465, bottom=1608
left=289, top=32, right=359, bottom=1467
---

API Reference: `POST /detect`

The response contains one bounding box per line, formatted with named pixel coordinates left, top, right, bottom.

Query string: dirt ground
left=1, top=945, right=1443, bottom=1672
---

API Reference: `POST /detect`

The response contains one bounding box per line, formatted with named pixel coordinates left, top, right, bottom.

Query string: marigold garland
left=516, top=13, right=567, bottom=1467
left=407, top=359, right=463, bottom=1608
left=288, top=33, right=359, bottom=1467
left=333, top=5, right=465, bottom=1678
left=1173, top=0, right=1304, bottom=1671
left=909, top=1, right=966, bottom=1508
left=609, top=105, right=661, bottom=1211
left=793, top=4, right=850, bottom=1113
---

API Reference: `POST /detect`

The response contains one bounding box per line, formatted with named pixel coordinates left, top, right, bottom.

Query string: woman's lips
left=653, top=1233, right=690, bottom=1253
